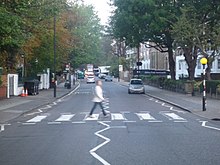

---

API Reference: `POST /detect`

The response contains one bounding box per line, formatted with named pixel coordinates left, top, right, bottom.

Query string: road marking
left=136, top=113, right=156, bottom=120
left=90, top=121, right=111, bottom=165
left=0, top=124, right=11, bottom=132
left=48, top=122, right=61, bottom=125
left=26, top=115, right=47, bottom=123
left=22, top=123, right=36, bottom=125
left=85, top=114, right=99, bottom=121
left=55, top=114, right=75, bottom=122
left=201, top=121, right=220, bottom=131
left=111, top=113, right=126, bottom=120
left=162, top=112, right=186, bottom=121
left=72, top=121, right=86, bottom=124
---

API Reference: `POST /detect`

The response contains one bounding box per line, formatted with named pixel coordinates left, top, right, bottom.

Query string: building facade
left=175, top=50, right=220, bottom=80
left=125, top=42, right=169, bottom=71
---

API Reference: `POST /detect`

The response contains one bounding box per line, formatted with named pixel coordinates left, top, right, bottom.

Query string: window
left=218, top=59, right=220, bottom=69
left=179, top=62, right=181, bottom=70
left=131, top=80, right=143, bottom=85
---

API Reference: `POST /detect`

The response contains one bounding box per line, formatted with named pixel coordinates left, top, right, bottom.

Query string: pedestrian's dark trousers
left=89, top=102, right=106, bottom=116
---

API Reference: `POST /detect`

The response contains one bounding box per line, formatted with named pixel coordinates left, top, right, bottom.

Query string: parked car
left=105, top=75, right=113, bottom=82
left=128, top=79, right=145, bottom=94
left=86, top=76, right=95, bottom=83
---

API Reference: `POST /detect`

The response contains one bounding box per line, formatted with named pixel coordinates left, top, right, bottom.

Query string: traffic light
left=136, top=62, right=142, bottom=66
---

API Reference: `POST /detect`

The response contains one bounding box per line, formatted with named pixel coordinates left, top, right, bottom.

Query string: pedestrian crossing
left=21, top=111, right=188, bottom=125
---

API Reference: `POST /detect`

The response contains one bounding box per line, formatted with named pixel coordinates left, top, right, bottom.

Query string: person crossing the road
left=89, top=80, right=109, bottom=118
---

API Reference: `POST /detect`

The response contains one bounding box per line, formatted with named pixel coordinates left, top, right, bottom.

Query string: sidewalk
left=116, top=79, right=220, bottom=120
left=0, top=82, right=79, bottom=123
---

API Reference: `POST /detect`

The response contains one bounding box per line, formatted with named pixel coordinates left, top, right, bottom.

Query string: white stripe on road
left=48, top=122, right=61, bottom=125
left=26, top=115, right=47, bottom=123
left=0, top=124, right=11, bottom=132
left=111, top=113, right=126, bottom=120
left=55, top=114, right=75, bottom=122
left=72, top=121, right=86, bottom=124
left=163, top=113, right=185, bottom=120
left=85, top=114, right=99, bottom=121
left=136, top=113, right=156, bottom=120
left=201, top=121, right=220, bottom=131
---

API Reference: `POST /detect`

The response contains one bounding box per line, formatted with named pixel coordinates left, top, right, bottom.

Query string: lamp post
left=53, top=15, right=56, bottom=98
left=200, top=57, right=208, bottom=111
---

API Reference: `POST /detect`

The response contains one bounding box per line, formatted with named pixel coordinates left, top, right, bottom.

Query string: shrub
left=194, top=81, right=202, bottom=92
left=217, top=84, right=220, bottom=93
left=199, top=80, right=220, bottom=94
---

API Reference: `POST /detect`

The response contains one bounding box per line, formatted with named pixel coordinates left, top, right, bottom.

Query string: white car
left=128, top=79, right=145, bottom=94
left=98, top=73, right=106, bottom=79
left=86, top=76, right=95, bottom=83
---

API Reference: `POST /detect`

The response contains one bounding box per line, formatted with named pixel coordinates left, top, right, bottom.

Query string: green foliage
left=217, top=84, right=220, bottom=94
left=69, top=5, right=103, bottom=69
left=172, top=1, right=220, bottom=80
left=199, top=80, right=220, bottom=94
left=109, top=0, right=180, bottom=79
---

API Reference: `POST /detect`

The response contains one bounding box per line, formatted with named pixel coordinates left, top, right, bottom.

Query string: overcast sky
left=83, top=0, right=112, bottom=25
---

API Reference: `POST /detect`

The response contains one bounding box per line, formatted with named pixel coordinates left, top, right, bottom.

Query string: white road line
left=55, top=114, right=75, bottom=122
left=85, top=114, right=99, bottom=121
left=48, top=122, right=61, bottom=125
left=111, top=113, right=126, bottom=120
left=0, top=124, right=11, bottom=132
left=201, top=121, right=220, bottom=131
left=22, top=123, right=36, bottom=125
left=0, top=125, right=4, bottom=132
left=163, top=113, right=186, bottom=120
left=90, top=121, right=111, bottom=165
left=72, top=121, right=86, bottom=124
left=136, top=113, right=156, bottom=120
left=26, top=115, right=47, bottom=123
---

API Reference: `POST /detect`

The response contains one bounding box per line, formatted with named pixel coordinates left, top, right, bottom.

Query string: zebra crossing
left=21, top=111, right=188, bottom=125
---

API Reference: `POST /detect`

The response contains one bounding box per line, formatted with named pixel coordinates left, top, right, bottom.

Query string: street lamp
left=200, top=57, right=208, bottom=111
left=53, top=15, right=56, bottom=98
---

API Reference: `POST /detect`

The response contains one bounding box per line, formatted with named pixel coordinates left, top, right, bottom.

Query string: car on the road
left=98, top=73, right=106, bottom=79
left=105, top=75, right=113, bottom=82
left=128, top=79, right=145, bottom=94
left=86, top=76, right=95, bottom=83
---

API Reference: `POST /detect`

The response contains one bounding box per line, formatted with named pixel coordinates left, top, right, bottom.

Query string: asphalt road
left=0, top=79, right=220, bottom=165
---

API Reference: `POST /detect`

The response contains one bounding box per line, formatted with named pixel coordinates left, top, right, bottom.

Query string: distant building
left=125, top=42, right=169, bottom=71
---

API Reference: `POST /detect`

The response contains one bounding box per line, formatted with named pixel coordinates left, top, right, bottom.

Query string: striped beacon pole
left=200, top=57, right=208, bottom=111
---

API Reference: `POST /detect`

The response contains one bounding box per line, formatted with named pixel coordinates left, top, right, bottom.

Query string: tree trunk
left=183, top=47, right=197, bottom=80
left=206, top=64, right=212, bottom=80
left=166, top=34, right=175, bottom=80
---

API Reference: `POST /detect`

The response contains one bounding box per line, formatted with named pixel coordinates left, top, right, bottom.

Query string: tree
left=67, top=4, right=103, bottom=69
left=109, top=0, right=179, bottom=79
left=172, top=1, right=220, bottom=80
left=0, top=0, right=67, bottom=74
